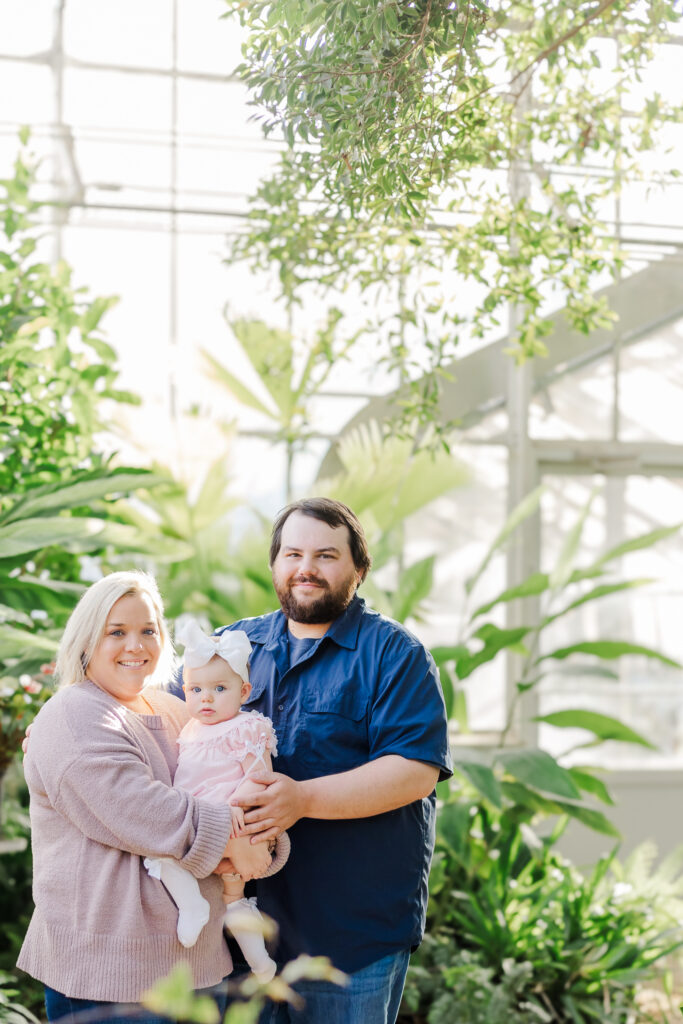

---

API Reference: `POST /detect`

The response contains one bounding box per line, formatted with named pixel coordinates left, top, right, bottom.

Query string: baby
left=144, top=620, right=289, bottom=982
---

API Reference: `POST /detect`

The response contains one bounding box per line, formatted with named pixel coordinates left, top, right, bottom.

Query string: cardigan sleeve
left=26, top=696, right=232, bottom=879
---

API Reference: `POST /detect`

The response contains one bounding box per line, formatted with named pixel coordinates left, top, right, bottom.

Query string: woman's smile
left=86, top=592, right=162, bottom=706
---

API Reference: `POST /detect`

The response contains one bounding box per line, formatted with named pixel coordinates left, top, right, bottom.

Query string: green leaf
left=551, top=662, right=618, bottom=680
left=430, top=644, right=469, bottom=666
left=16, top=315, right=51, bottom=337
left=535, top=709, right=656, bottom=749
left=438, top=663, right=455, bottom=720
left=540, top=640, right=681, bottom=669
left=568, top=768, right=614, bottom=805
left=544, top=579, right=655, bottom=626
left=141, top=965, right=219, bottom=1024
left=497, top=748, right=581, bottom=800
left=549, top=490, right=596, bottom=591
left=465, top=486, right=544, bottom=596
left=0, top=623, right=59, bottom=658
left=553, top=801, right=621, bottom=838
left=80, top=294, right=118, bottom=335
left=392, top=555, right=434, bottom=622
left=455, top=624, right=530, bottom=680
left=452, top=759, right=502, bottom=807
left=0, top=575, right=85, bottom=615
left=452, top=687, right=468, bottom=733
left=0, top=517, right=106, bottom=559
left=95, top=523, right=195, bottom=562
left=230, top=318, right=297, bottom=419
left=500, top=780, right=561, bottom=815
left=200, top=347, right=276, bottom=419
left=472, top=571, right=549, bottom=618
left=3, top=471, right=167, bottom=523
left=587, top=523, right=683, bottom=574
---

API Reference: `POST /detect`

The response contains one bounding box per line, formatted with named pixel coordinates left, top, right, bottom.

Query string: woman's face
left=86, top=592, right=162, bottom=707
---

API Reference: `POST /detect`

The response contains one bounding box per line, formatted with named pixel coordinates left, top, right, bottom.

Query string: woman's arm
left=27, top=697, right=232, bottom=879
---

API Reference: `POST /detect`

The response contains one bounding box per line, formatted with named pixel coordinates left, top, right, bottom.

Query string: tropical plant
left=201, top=311, right=362, bottom=498
left=224, top=0, right=682, bottom=437
left=140, top=956, right=347, bottom=1024
left=0, top=465, right=174, bottom=780
left=400, top=799, right=683, bottom=1023
left=109, top=457, right=276, bottom=628
left=315, top=419, right=470, bottom=623
left=0, top=136, right=138, bottom=499
left=393, top=486, right=683, bottom=1021
left=0, top=138, right=186, bottom=776
left=0, top=970, right=40, bottom=1024
left=428, top=486, right=679, bottom=837
left=0, top=775, right=42, bottom=1019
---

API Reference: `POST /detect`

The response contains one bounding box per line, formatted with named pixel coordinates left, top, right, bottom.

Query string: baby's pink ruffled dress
left=174, top=710, right=290, bottom=875
left=174, top=710, right=277, bottom=804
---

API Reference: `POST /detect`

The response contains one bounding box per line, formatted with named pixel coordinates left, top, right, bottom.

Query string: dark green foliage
left=401, top=792, right=683, bottom=1023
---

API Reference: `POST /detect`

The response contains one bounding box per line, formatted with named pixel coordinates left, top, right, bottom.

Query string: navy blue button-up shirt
left=213, top=596, right=453, bottom=974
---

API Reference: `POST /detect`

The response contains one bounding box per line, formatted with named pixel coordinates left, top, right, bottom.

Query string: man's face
left=271, top=511, right=362, bottom=625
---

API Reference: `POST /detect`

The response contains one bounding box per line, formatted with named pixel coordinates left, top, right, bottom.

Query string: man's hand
left=233, top=756, right=439, bottom=840
left=231, top=771, right=307, bottom=843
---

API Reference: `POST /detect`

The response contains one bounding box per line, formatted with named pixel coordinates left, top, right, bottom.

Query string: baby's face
left=183, top=657, right=250, bottom=724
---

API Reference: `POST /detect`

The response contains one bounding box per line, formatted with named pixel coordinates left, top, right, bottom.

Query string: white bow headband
left=177, top=619, right=252, bottom=685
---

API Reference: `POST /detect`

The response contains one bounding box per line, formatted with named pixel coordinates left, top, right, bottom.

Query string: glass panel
left=415, top=446, right=509, bottom=733
left=530, top=353, right=615, bottom=441
left=64, top=0, right=172, bottom=69
left=0, top=61, right=54, bottom=124
left=619, top=320, right=683, bottom=442
left=539, top=474, right=683, bottom=767
left=61, top=219, right=171, bottom=398
left=177, top=0, right=243, bottom=75
left=64, top=68, right=172, bottom=132
left=0, top=0, right=54, bottom=55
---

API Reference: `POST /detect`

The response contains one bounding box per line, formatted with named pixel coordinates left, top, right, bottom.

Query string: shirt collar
left=248, top=594, right=365, bottom=651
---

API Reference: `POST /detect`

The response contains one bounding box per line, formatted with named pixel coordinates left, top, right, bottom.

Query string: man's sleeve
left=368, top=632, right=453, bottom=781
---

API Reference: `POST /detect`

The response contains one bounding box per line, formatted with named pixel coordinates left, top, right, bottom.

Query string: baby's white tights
left=223, top=895, right=277, bottom=983
left=144, top=856, right=210, bottom=948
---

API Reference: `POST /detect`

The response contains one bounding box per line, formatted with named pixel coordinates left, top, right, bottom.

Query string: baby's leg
left=220, top=867, right=246, bottom=904
left=220, top=869, right=276, bottom=983
left=144, top=857, right=210, bottom=948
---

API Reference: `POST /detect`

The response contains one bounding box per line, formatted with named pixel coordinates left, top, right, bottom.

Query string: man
left=217, top=497, right=452, bottom=1024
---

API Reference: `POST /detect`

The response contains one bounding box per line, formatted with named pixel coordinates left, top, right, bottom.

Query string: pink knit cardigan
left=17, top=681, right=234, bottom=1002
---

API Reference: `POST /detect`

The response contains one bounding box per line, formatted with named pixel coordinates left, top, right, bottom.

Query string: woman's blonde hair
left=55, top=571, right=176, bottom=689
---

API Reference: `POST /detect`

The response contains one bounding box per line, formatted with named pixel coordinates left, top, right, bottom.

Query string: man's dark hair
left=269, top=497, right=372, bottom=582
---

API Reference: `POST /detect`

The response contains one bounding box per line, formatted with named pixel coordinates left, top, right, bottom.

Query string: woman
left=17, top=571, right=271, bottom=1023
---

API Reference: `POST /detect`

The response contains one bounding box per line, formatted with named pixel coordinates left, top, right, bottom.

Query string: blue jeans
left=44, top=983, right=228, bottom=1024
left=259, top=949, right=411, bottom=1024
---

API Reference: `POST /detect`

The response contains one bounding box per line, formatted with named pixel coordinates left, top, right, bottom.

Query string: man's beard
left=273, top=572, right=358, bottom=624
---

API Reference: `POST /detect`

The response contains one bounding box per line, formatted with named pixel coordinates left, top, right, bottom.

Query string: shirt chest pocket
left=298, top=686, right=370, bottom=773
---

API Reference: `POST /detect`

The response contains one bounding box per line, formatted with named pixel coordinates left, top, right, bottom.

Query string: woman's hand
left=22, top=722, right=33, bottom=755
left=220, top=833, right=272, bottom=881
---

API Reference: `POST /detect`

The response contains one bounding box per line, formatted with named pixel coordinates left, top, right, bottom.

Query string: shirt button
left=278, top=703, right=284, bottom=711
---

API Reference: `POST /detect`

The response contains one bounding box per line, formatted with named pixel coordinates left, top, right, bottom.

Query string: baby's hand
left=230, top=805, right=246, bottom=836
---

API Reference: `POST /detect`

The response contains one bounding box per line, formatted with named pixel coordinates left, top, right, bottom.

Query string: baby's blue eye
left=191, top=686, right=201, bottom=693
left=215, top=685, right=226, bottom=693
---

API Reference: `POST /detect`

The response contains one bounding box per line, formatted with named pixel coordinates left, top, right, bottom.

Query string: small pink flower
left=20, top=676, right=42, bottom=694
left=40, top=662, right=56, bottom=676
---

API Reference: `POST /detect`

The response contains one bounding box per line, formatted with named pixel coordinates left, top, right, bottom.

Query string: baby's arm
left=226, top=750, right=273, bottom=836
left=229, top=749, right=273, bottom=833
